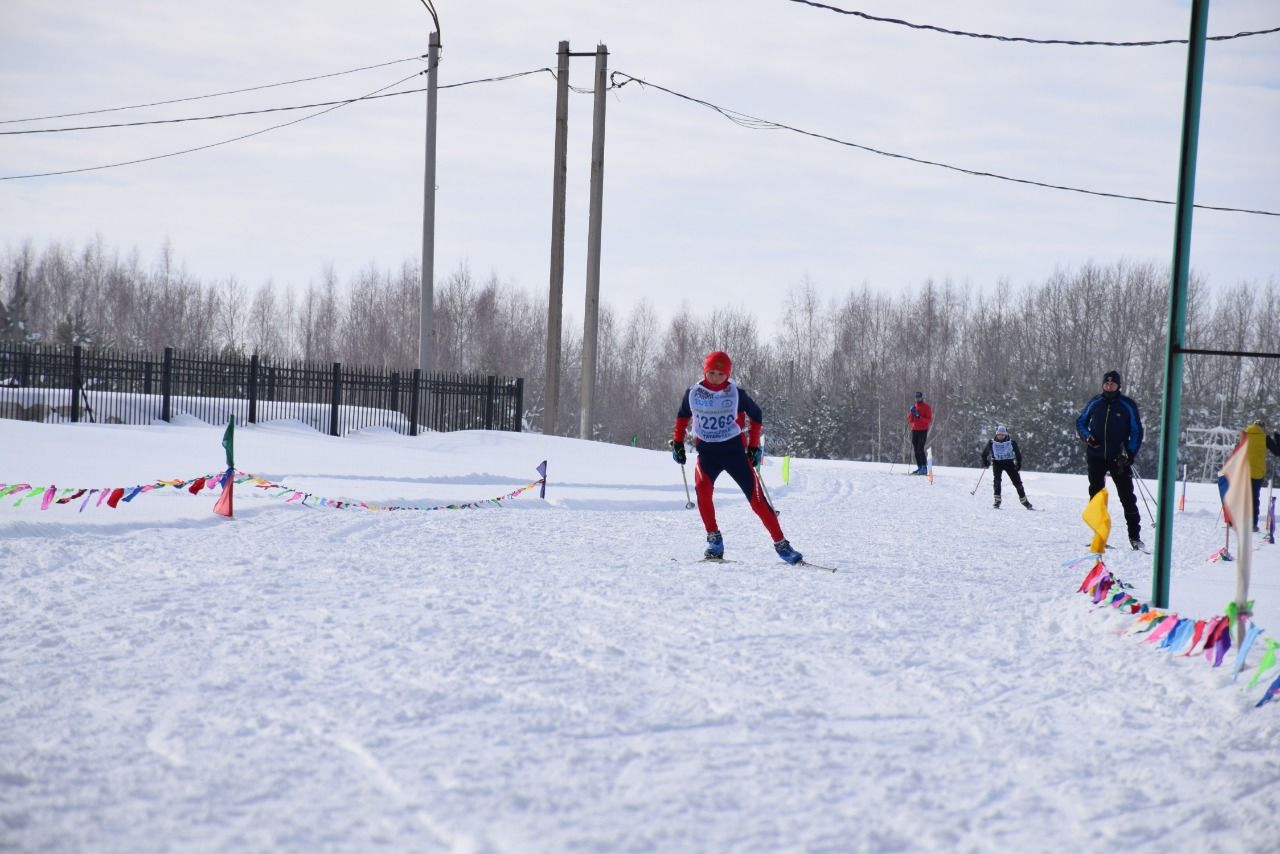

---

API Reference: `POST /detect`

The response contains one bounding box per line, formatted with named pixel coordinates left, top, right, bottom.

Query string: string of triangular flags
left=1074, top=449, right=1278, bottom=709
left=1074, top=558, right=1280, bottom=708
left=1, top=416, right=549, bottom=516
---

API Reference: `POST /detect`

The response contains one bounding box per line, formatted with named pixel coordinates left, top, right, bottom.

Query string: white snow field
left=2, top=418, right=1279, bottom=853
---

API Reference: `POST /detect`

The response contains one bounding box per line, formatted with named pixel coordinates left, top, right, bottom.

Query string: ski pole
left=679, top=463, right=695, bottom=509
left=754, top=459, right=781, bottom=517
left=890, top=425, right=909, bottom=474
left=1130, top=464, right=1156, bottom=527
left=969, top=466, right=987, bottom=495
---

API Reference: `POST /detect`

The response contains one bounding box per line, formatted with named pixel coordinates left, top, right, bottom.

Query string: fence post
left=330, top=362, right=342, bottom=437
left=71, top=345, right=82, bottom=423
left=513, top=378, right=524, bottom=432
left=248, top=353, right=259, bottom=424
left=484, top=375, right=496, bottom=430
left=409, top=369, right=421, bottom=437
left=144, top=362, right=153, bottom=396
left=161, top=347, right=174, bottom=422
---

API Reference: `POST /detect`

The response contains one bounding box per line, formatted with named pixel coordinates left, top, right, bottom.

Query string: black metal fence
left=0, top=343, right=524, bottom=435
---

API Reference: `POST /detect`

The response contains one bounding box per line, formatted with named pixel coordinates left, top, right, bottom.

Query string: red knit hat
left=703, top=351, right=732, bottom=375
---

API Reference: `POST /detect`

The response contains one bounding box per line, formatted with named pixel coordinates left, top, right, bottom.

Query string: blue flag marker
left=536, top=460, right=547, bottom=499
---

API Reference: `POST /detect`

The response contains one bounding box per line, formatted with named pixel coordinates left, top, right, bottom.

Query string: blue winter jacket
left=1076, top=392, right=1143, bottom=461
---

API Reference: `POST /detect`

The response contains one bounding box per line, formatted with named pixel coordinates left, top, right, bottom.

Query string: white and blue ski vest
left=688, top=381, right=741, bottom=443
left=991, top=438, right=1016, bottom=461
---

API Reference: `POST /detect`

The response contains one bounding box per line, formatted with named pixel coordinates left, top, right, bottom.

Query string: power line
left=784, top=0, right=1280, bottom=46
left=0, top=70, right=424, bottom=181
left=610, top=71, right=1279, bottom=218
left=1, top=68, right=554, bottom=136
left=0, top=67, right=556, bottom=181
left=0, top=55, right=429, bottom=126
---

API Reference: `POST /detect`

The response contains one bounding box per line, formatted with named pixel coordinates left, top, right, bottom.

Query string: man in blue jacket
left=1076, top=370, right=1145, bottom=549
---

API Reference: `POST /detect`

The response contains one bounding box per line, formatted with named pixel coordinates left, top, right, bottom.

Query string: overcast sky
left=2, top=0, right=1277, bottom=329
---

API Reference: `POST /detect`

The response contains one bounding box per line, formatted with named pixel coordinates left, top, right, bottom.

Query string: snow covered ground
left=2, top=418, right=1278, bottom=852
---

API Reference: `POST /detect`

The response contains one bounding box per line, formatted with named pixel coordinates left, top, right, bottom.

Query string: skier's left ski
left=793, top=560, right=836, bottom=573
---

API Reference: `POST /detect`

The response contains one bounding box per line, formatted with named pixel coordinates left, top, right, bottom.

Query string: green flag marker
left=222, top=415, right=235, bottom=468
left=782, top=456, right=791, bottom=485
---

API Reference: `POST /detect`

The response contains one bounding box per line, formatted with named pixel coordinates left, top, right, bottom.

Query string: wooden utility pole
left=544, top=42, right=570, bottom=436
left=419, top=31, right=440, bottom=375
left=579, top=44, right=607, bottom=440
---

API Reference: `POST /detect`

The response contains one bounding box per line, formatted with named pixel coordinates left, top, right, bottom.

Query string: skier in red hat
left=669, top=350, right=803, bottom=564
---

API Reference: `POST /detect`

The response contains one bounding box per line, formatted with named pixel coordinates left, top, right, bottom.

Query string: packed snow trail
left=1, top=421, right=1277, bottom=851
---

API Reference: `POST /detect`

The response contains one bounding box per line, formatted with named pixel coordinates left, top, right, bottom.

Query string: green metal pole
left=1153, top=0, right=1210, bottom=608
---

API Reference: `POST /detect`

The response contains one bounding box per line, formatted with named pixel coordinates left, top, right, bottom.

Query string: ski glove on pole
left=910, top=406, right=919, bottom=418
left=668, top=439, right=687, bottom=465
left=747, top=446, right=762, bottom=468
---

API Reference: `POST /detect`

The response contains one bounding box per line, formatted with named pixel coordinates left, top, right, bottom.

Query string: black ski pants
left=911, top=429, right=928, bottom=469
left=1086, top=456, right=1141, bottom=541
left=992, top=460, right=1025, bottom=498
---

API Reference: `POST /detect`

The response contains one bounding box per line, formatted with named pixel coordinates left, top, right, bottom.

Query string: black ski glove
left=747, top=446, right=762, bottom=467
left=668, top=439, right=686, bottom=465
left=1116, top=454, right=1133, bottom=475
left=1085, top=435, right=1100, bottom=448
left=910, top=406, right=919, bottom=418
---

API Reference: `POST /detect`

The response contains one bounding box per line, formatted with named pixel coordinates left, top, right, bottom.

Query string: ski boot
left=705, top=531, right=724, bottom=560
left=1129, top=537, right=1145, bottom=551
left=993, top=495, right=1001, bottom=509
left=1020, top=496, right=1033, bottom=510
left=774, top=539, right=803, bottom=565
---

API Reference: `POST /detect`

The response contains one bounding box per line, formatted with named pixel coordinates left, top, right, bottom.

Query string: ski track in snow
left=2, top=421, right=1279, bottom=852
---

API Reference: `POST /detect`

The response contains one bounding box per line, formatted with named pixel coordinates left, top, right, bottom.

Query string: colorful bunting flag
left=1249, top=640, right=1279, bottom=690
left=1233, top=622, right=1264, bottom=683
left=1256, top=674, right=1280, bottom=708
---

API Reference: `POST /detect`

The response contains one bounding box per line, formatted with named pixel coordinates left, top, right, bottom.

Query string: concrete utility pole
left=544, top=42, right=570, bottom=436
left=579, top=44, right=608, bottom=440
left=419, top=31, right=440, bottom=375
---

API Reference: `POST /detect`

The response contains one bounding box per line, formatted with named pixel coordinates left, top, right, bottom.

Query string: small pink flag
left=213, top=467, right=234, bottom=518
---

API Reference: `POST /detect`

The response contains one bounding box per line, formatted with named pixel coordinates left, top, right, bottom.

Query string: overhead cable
left=0, top=55, right=429, bottom=126
left=0, top=70, right=425, bottom=181
left=610, top=71, right=1278, bottom=218
left=1, top=68, right=554, bottom=136
left=784, top=0, right=1280, bottom=46
left=0, top=67, right=561, bottom=181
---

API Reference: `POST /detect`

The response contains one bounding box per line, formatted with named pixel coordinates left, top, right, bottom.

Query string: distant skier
left=1242, top=419, right=1268, bottom=532
left=906, top=391, right=933, bottom=475
left=1076, top=370, right=1144, bottom=550
left=669, top=350, right=803, bottom=564
left=981, top=425, right=1032, bottom=510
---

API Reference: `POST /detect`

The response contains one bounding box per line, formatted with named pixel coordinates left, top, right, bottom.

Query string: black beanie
left=1103, top=370, right=1122, bottom=387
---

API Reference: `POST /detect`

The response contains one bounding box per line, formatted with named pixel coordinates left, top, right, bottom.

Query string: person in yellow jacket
left=1243, top=419, right=1267, bottom=532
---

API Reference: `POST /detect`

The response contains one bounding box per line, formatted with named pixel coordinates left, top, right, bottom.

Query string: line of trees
left=2, top=238, right=1275, bottom=475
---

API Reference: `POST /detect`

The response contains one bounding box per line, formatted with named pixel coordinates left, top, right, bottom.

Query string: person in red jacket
left=906, top=391, right=933, bottom=475
left=669, top=350, right=803, bottom=564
